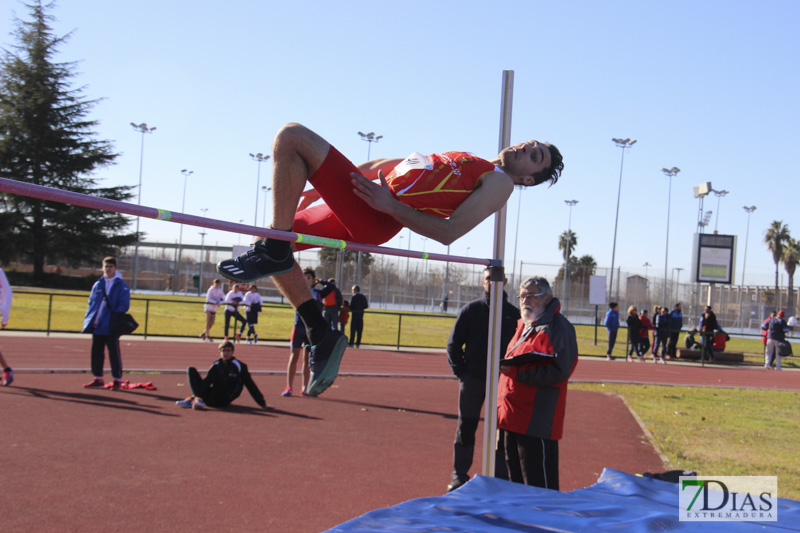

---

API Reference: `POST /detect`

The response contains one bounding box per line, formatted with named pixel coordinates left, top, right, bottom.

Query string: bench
left=675, top=349, right=744, bottom=362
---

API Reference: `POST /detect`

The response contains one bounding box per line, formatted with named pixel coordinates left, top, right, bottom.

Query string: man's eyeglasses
left=519, top=293, right=544, bottom=303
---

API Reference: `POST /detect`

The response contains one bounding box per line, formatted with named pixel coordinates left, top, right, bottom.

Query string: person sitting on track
left=217, top=123, right=564, bottom=396
left=176, top=341, right=267, bottom=410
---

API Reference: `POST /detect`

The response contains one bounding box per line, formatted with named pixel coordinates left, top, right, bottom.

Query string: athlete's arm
left=355, top=158, right=404, bottom=181
left=351, top=170, right=514, bottom=245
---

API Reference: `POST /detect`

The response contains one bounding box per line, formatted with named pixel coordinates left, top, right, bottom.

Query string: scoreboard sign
left=691, top=233, right=737, bottom=284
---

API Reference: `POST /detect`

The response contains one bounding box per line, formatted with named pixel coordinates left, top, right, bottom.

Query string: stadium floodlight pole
left=130, top=122, right=156, bottom=291
left=738, top=206, right=757, bottom=331
left=198, top=207, right=208, bottom=296
left=357, top=131, right=383, bottom=161
left=713, top=189, right=729, bottom=233
left=609, top=138, right=637, bottom=301
left=176, top=169, right=193, bottom=289
left=261, top=185, right=271, bottom=227
left=564, top=200, right=579, bottom=311
left=673, top=267, right=684, bottom=303
left=249, top=153, right=270, bottom=227
left=660, top=167, right=680, bottom=305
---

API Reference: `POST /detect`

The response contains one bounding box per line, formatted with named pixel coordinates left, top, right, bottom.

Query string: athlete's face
left=499, top=141, right=552, bottom=186
left=304, top=273, right=314, bottom=287
left=219, top=346, right=234, bottom=361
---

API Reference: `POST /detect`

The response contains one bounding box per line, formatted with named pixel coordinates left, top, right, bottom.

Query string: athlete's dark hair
left=302, top=266, right=316, bottom=278
left=218, top=340, right=235, bottom=352
left=532, top=143, right=564, bottom=186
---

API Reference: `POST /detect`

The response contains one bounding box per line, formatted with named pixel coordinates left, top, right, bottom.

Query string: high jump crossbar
left=0, top=177, right=495, bottom=267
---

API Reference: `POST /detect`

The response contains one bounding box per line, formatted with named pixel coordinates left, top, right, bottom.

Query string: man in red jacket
left=498, top=276, right=579, bottom=490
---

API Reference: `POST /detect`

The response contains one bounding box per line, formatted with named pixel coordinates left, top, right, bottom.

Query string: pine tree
left=0, top=1, right=136, bottom=282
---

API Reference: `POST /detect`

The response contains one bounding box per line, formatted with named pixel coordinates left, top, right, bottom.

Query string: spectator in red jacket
left=498, top=276, right=578, bottom=490
left=639, top=309, right=654, bottom=357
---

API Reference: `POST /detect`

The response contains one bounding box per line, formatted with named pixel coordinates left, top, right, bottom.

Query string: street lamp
left=673, top=267, right=684, bottom=303
left=609, top=138, right=637, bottom=301
left=176, top=169, right=193, bottom=289
left=713, top=190, right=729, bottom=233
left=130, top=122, right=156, bottom=291
left=564, top=199, right=578, bottom=310
left=660, top=166, right=680, bottom=304
left=250, top=153, right=270, bottom=227
left=198, top=207, right=208, bottom=296
left=358, top=131, right=383, bottom=160
left=261, top=185, right=271, bottom=227
left=738, top=206, right=757, bottom=331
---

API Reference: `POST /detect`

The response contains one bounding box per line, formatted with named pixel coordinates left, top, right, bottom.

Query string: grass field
left=9, top=289, right=456, bottom=348
left=572, top=383, right=800, bottom=500
left=9, top=289, right=799, bottom=363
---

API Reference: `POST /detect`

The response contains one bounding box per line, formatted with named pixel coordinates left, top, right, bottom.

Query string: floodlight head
left=628, top=139, right=637, bottom=145
left=693, top=182, right=712, bottom=198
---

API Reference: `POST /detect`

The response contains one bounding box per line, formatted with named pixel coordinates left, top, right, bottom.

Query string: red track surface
left=2, top=334, right=797, bottom=532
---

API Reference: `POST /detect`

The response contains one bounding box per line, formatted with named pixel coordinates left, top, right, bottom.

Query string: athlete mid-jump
left=218, top=123, right=564, bottom=395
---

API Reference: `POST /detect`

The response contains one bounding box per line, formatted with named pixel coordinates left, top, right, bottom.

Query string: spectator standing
left=441, top=296, right=449, bottom=313
left=762, top=310, right=789, bottom=370
left=200, top=278, right=225, bottom=342
left=762, top=311, right=776, bottom=348
left=445, top=268, right=518, bottom=492
left=283, top=267, right=321, bottom=397
left=349, top=285, right=369, bottom=348
left=320, top=279, right=342, bottom=330
left=699, top=306, right=719, bottom=362
left=652, top=307, right=670, bottom=362
left=603, top=302, right=620, bottom=361
left=81, top=257, right=130, bottom=391
left=498, top=276, right=579, bottom=490
left=243, top=284, right=263, bottom=343
left=666, top=303, right=683, bottom=358
left=0, top=267, right=14, bottom=385
left=223, top=284, right=247, bottom=342
left=338, top=300, right=350, bottom=334
left=639, top=309, right=653, bottom=356
left=626, top=305, right=645, bottom=363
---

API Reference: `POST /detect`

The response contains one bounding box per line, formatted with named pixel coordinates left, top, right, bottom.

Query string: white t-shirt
left=204, top=286, right=226, bottom=313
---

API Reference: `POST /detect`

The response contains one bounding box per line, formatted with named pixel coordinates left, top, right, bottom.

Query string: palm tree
left=558, top=230, right=577, bottom=263
left=764, top=221, right=790, bottom=308
left=783, top=238, right=800, bottom=312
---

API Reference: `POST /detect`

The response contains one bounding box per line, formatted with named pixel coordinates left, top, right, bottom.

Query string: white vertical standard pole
left=482, top=70, right=513, bottom=477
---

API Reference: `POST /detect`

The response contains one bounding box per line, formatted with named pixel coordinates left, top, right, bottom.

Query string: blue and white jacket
left=82, top=272, right=131, bottom=335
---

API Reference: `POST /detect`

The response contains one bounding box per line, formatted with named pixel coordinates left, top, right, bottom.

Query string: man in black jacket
left=348, top=285, right=369, bottom=348
left=445, top=268, right=518, bottom=491
left=176, top=341, right=267, bottom=410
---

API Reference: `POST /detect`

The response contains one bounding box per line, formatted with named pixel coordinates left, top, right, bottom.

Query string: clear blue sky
left=4, top=0, right=798, bottom=287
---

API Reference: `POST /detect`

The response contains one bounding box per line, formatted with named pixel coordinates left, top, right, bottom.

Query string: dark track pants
left=504, top=432, right=559, bottom=490
left=91, top=334, right=122, bottom=379
left=453, top=374, right=508, bottom=482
